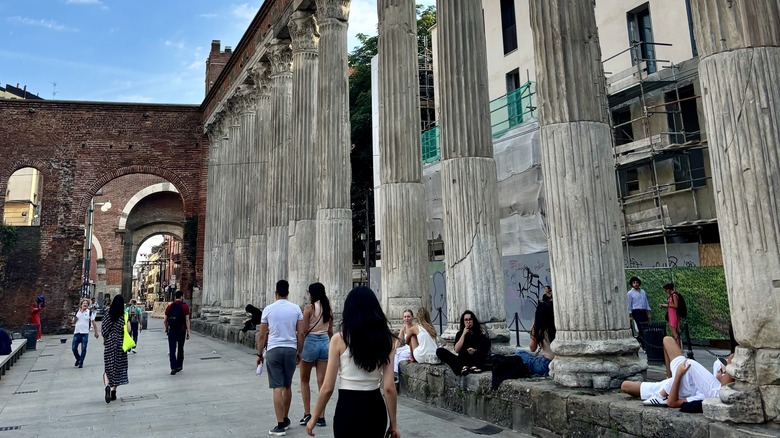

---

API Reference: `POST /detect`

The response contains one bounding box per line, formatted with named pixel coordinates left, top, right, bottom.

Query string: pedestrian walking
left=257, top=280, right=304, bottom=436
left=305, top=286, right=399, bottom=438
left=30, top=298, right=42, bottom=340
left=101, top=295, right=129, bottom=403
left=125, top=299, right=142, bottom=353
left=298, top=282, right=333, bottom=428
left=71, top=298, right=98, bottom=368
left=164, top=291, right=190, bottom=375
left=627, top=276, right=652, bottom=349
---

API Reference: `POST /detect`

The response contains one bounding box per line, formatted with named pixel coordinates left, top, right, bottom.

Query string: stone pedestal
left=691, top=0, right=780, bottom=423
left=529, top=1, right=644, bottom=387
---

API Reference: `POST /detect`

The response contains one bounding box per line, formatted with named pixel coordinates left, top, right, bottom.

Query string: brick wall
left=0, top=100, right=207, bottom=333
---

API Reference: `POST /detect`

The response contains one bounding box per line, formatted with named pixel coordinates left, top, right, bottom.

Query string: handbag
left=122, top=313, right=136, bottom=352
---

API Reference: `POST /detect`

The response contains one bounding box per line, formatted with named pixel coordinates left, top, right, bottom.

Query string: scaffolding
left=604, top=40, right=718, bottom=267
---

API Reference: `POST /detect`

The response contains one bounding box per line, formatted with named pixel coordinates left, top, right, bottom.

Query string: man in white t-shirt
left=257, top=280, right=304, bottom=436
left=71, top=298, right=98, bottom=368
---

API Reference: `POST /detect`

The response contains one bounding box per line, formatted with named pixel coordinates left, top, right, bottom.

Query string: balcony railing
left=420, top=81, right=536, bottom=165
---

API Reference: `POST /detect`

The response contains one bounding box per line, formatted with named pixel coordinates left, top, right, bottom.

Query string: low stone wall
left=191, top=319, right=257, bottom=350
left=399, top=362, right=780, bottom=438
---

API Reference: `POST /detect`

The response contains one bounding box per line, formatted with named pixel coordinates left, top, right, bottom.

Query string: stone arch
left=92, top=234, right=104, bottom=260
left=122, top=223, right=185, bottom=296
left=0, top=160, right=54, bottom=223
left=118, top=182, right=181, bottom=231
left=76, top=165, right=192, bottom=224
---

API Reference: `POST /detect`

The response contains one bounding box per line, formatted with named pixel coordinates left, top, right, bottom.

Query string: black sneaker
left=75, top=360, right=80, bottom=367
left=170, top=369, right=177, bottom=375
left=282, top=417, right=291, bottom=430
left=299, top=414, right=311, bottom=426
left=316, top=418, right=326, bottom=427
left=268, top=425, right=286, bottom=436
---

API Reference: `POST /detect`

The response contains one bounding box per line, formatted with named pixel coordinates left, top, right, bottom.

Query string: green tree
left=349, top=5, right=436, bottom=266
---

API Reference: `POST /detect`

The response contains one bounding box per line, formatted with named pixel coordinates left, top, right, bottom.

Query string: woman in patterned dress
left=101, top=295, right=129, bottom=403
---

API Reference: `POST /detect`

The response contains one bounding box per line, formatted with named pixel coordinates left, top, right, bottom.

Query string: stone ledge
left=191, top=319, right=257, bottom=349
left=398, top=362, right=780, bottom=438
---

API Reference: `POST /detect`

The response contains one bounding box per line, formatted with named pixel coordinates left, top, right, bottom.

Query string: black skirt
left=334, top=388, right=387, bottom=438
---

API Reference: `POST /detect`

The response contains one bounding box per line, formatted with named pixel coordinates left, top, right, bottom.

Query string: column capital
left=315, top=0, right=350, bottom=22
left=233, top=86, right=257, bottom=114
left=268, top=42, right=293, bottom=77
left=225, top=100, right=241, bottom=127
left=206, top=111, right=227, bottom=142
left=248, top=62, right=272, bottom=98
left=288, top=11, right=319, bottom=54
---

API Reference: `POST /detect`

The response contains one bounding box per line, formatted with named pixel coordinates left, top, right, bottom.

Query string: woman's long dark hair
left=532, top=300, right=556, bottom=344
left=108, top=295, right=125, bottom=323
left=459, top=310, right=485, bottom=337
left=308, top=282, right=331, bottom=324
left=341, top=286, right=395, bottom=372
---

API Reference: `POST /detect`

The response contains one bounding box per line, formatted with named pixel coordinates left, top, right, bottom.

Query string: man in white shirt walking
left=71, top=298, right=98, bottom=368
left=257, top=280, right=304, bottom=436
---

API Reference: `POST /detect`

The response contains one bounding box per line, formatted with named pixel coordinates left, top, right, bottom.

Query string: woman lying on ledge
left=436, top=310, right=491, bottom=375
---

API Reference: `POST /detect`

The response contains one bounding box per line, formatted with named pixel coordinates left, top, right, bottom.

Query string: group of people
left=256, top=280, right=399, bottom=438
left=627, top=277, right=684, bottom=349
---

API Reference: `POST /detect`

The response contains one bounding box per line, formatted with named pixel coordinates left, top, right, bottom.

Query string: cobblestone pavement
left=0, top=318, right=530, bottom=438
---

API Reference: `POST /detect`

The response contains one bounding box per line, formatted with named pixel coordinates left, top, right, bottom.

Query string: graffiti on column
left=503, top=253, right=551, bottom=332
left=428, top=261, right=448, bottom=334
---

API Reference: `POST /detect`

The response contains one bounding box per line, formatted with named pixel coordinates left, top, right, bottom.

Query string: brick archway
left=118, top=182, right=181, bottom=231
left=77, top=166, right=192, bottom=225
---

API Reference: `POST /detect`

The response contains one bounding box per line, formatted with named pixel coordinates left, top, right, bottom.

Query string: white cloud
left=7, top=16, right=78, bottom=32
left=231, top=3, right=256, bottom=22
left=164, top=39, right=186, bottom=51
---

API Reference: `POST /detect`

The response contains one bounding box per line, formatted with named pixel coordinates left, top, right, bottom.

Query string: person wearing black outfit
left=241, top=304, right=263, bottom=333
left=436, top=310, right=491, bottom=375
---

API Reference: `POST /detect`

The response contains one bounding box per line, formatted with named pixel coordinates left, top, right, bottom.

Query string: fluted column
left=232, top=88, right=256, bottom=317
left=315, top=0, right=353, bottom=315
left=266, top=42, right=293, bottom=307
left=436, top=0, right=507, bottom=342
left=220, top=105, right=239, bottom=313
left=377, top=0, right=428, bottom=319
left=690, top=0, right=780, bottom=424
left=288, top=11, right=320, bottom=303
left=529, top=1, right=644, bottom=388
left=248, top=63, right=271, bottom=309
left=204, top=117, right=225, bottom=315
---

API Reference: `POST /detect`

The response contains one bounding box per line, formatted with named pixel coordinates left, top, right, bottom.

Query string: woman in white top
left=393, top=309, right=414, bottom=377
left=305, top=286, right=399, bottom=438
left=299, top=283, right=333, bottom=427
left=405, top=307, right=439, bottom=364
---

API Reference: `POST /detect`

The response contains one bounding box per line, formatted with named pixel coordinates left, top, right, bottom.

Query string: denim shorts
left=301, top=333, right=329, bottom=363
left=515, top=350, right=551, bottom=377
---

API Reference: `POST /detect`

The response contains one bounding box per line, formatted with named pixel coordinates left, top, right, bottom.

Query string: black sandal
left=104, top=385, right=111, bottom=404
left=470, top=366, right=481, bottom=373
left=460, top=366, right=470, bottom=375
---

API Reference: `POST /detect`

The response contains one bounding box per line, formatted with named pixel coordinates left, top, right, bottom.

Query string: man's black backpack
left=167, top=302, right=186, bottom=330
left=675, top=292, right=688, bottom=319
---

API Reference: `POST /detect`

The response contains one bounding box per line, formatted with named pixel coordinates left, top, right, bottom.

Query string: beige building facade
left=3, top=167, right=42, bottom=226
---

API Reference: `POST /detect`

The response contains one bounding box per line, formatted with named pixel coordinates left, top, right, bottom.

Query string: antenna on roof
left=51, top=82, right=58, bottom=99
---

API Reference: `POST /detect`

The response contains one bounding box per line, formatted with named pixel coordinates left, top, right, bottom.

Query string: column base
left=230, top=310, right=247, bottom=327
left=551, top=338, right=646, bottom=389
left=703, top=382, right=767, bottom=423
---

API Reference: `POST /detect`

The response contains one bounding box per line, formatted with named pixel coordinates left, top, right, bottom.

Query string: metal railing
left=420, top=81, right=537, bottom=165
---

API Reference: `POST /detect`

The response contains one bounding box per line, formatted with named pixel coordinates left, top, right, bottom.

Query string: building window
left=506, top=69, right=522, bottom=126
left=619, top=167, right=641, bottom=197
left=612, top=107, right=634, bottom=146
left=627, top=3, right=656, bottom=74
left=665, top=85, right=701, bottom=144
left=673, top=150, right=706, bottom=190
left=501, top=0, right=518, bottom=54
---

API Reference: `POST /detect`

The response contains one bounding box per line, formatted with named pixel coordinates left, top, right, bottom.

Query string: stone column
left=232, top=87, right=256, bottom=322
left=203, top=118, right=224, bottom=314
left=248, top=63, right=271, bottom=309
left=288, top=11, right=320, bottom=303
left=376, top=0, right=428, bottom=319
left=315, top=0, right=352, bottom=315
left=436, top=0, right=506, bottom=342
left=690, top=1, right=780, bottom=424
left=266, top=42, right=293, bottom=307
left=529, top=1, right=644, bottom=388
left=221, top=105, right=239, bottom=312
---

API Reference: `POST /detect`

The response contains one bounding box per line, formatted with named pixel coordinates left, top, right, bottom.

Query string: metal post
left=365, top=191, right=371, bottom=286
left=82, top=199, right=95, bottom=298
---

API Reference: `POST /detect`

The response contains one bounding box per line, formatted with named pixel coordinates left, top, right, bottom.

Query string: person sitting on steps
left=436, top=310, right=491, bottom=375
left=241, top=304, right=263, bottom=333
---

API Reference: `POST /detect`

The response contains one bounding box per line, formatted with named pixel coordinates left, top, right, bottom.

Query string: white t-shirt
left=663, top=356, right=721, bottom=402
left=261, top=299, right=303, bottom=351
left=74, top=309, right=95, bottom=334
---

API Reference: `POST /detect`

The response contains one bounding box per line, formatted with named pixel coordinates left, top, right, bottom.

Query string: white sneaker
left=643, top=395, right=668, bottom=407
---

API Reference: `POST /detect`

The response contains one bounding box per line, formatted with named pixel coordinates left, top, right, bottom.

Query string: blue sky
left=0, top=0, right=435, bottom=104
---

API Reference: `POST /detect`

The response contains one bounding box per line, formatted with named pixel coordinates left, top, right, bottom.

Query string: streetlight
left=83, top=199, right=111, bottom=297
